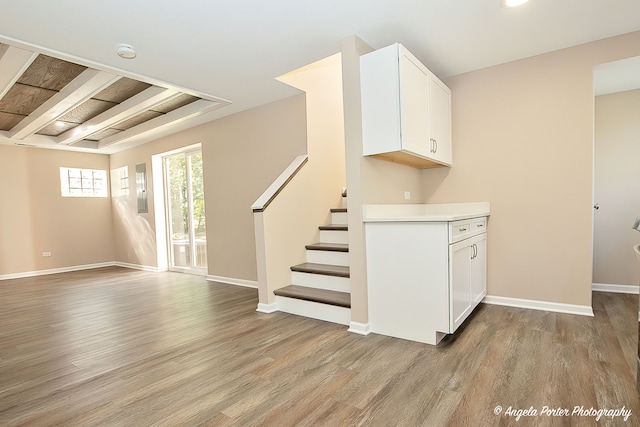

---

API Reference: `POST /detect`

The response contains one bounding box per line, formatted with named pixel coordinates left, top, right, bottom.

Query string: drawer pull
left=459, top=227, right=467, bottom=232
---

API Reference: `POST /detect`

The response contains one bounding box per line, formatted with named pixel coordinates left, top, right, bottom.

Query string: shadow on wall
left=113, top=196, right=157, bottom=267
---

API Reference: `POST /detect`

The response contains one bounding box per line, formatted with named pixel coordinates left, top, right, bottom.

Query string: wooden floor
left=1, top=267, right=639, bottom=426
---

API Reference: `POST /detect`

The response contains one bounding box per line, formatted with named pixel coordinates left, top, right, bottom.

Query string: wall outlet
left=404, top=191, right=411, bottom=200
left=42, top=251, right=52, bottom=257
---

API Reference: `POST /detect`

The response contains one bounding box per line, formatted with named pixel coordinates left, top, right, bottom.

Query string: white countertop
left=362, top=202, right=490, bottom=222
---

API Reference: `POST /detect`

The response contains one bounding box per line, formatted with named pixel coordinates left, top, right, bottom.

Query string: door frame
left=155, top=143, right=207, bottom=276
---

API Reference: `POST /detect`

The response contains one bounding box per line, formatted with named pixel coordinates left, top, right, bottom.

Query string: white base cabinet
left=450, top=231, right=486, bottom=331
left=365, top=216, right=487, bottom=345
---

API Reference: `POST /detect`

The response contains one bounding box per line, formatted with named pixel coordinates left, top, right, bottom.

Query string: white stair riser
left=320, top=230, right=348, bottom=244
left=306, top=250, right=349, bottom=266
left=275, top=296, right=351, bottom=326
left=291, top=271, right=350, bottom=293
left=331, top=211, right=348, bottom=225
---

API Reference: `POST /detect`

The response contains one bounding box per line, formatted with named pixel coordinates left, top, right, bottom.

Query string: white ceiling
left=1, top=0, right=640, bottom=152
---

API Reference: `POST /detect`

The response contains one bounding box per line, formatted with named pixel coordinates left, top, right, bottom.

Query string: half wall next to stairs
left=254, top=53, right=346, bottom=310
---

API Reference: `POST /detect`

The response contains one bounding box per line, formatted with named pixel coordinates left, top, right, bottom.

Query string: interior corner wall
left=593, top=89, right=640, bottom=286
left=0, top=145, right=114, bottom=276
left=423, top=31, right=640, bottom=307
left=109, top=94, right=307, bottom=279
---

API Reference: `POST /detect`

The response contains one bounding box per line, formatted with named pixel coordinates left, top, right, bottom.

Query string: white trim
left=348, top=321, right=371, bottom=335
left=207, top=275, right=258, bottom=289
left=592, top=283, right=639, bottom=294
left=0, top=44, right=37, bottom=100
left=0, top=262, right=116, bottom=281
left=151, top=154, right=168, bottom=272
left=276, top=296, right=351, bottom=325
left=11, top=70, right=121, bottom=140
left=251, top=154, right=308, bottom=211
left=114, top=262, right=167, bottom=273
left=256, top=302, right=279, bottom=313
left=98, top=100, right=223, bottom=149
left=57, top=86, right=180, bottom=145
left=482, top=295, right=594, bottom=317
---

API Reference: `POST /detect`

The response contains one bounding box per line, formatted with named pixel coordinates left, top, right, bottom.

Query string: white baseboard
left=348, top=321, right=371, bottom=335
left=0, top=262, right=116, bottom=281
left=256, top=302, right=279, bottom=313
left=592, top=283, right=639, bottom=294
left=114, top=262, right=166, bottom=272
left=207, top=275, right=258, bottom=289
left=483, top=295, right=594, bottom=317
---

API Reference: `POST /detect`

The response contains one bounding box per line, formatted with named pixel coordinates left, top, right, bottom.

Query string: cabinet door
left=399, top=49, right=429, bottom=157
left=470, top=234, right=487, bottom=306
left=428, top=75, right=452, bottom=166
left=450, top=240, right=472, bottom=332
left=361, top=44, right=403, bottom=156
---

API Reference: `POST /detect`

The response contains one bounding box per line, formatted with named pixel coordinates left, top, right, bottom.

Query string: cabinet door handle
left=429, top=138, right=438, bottom=153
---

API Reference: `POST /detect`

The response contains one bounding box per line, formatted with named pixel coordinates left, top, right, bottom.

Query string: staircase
left=273, top=207, right=351, bottom=325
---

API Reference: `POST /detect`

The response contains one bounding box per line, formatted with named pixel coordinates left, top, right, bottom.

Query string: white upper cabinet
left=360, top=43, right=452, bottom=168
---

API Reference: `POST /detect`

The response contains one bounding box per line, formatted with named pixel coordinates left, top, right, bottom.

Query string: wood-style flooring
left=1, top=266, right=639, bottom=426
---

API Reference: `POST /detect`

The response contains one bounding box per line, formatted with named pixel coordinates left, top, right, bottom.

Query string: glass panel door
left=165, top=150, right=207, bottom=274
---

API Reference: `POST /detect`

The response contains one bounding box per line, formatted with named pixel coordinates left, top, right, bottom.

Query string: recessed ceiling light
left=54, top=121, right=66, bottom=128
left=116, top=44, right=137, bottom=59
left=502, top=0, right=529, bottom=7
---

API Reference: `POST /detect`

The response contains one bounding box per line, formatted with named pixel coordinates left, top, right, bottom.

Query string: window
left=110, top=166, right=129, bottom=197
left=60, top=167, right=107, bottom=197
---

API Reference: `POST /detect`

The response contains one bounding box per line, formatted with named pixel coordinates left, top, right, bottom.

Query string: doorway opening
left=592, top=56, right=640, bottom=289
left=163, top=147, right=207, bottom=275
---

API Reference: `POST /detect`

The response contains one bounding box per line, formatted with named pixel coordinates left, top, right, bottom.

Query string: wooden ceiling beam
left=56, top=86, right=181, bottom=146
left=0, top=45, right=38, bottom=100
left=97, top=99, right=222, bottom=149
left=9, top=69, right=121, bottom=140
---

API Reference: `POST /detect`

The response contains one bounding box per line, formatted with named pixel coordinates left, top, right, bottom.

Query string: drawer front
left=449, top=216, right=487, bottom=243
left=471, top=218, right=486, bottom=232
left=449, top=220, right=471, bottom=242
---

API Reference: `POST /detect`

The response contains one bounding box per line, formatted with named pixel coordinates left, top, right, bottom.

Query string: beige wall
left=0, top=145, right=114, bottom=276
left=421, top=31, right=640, bottom=307
left=593, top=89, right=640, bottom=286
left=110, top=94, right=307, bottom=278
left=109, top=147, right=162, bottom=269
left=204, top=94, right=307, bottom=281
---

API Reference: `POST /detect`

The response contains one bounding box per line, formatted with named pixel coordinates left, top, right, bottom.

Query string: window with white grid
left=60, top=167, right=108, bottom=197
left=110, top=166, right=129, bottom=197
